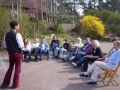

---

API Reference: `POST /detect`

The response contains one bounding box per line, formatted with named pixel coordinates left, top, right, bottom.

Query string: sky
left=76, top=0, right=107, bottom=16
left=61, top=0, right=107, bottom=16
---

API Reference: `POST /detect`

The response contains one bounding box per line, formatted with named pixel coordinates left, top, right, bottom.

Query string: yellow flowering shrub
left=81, top=15, right=105, bottom=38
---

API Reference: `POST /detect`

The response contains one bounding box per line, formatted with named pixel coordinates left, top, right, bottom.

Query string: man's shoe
left=11, top=86, right=18, bottom=89
left=47, top=58, right=49, bottom=61
left=35, top=60, right=38, bottom=62
left=87, top=81, right=97, bottom=84
left=1, top=86, right=7, bottom=89
left=54, top=56, right=58, bottom=58
left=57, top=57, right=61, bottom=59
left=62, top=58, right=66, bottom=62
left=26, top=59, right=29, bottom=62
left=79, top=73, right=89, bottom=77
left=40, top=59, right=42, bottom=61
left=81, top=69, right=87, bottom=72
left=71, top=62, right=77, bottom=67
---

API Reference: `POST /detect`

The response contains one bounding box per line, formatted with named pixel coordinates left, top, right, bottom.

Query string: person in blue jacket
left=39, top=38, right=50, bottom=61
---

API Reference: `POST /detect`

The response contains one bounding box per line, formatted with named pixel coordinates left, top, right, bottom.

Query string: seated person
left=80, top=40, right=120, bottom=84
left=50, top=36, right=59, bottom=56
left=62, top=38, right=87, bottom=62
left=71, top=37, right=83, bottom=51
left=71, top=42, right=94, bottom=67
left=81, top=38, right=91, bottom=52
left=39, top=38, right=50, bottom=61
left=82, top=40, right=102, bottom=71
left=70, top=38, right=92, bottom=62
left=54, top=39, right=70, bottom=59
left=31, top=38, right=39, bottom=62
left=22, top=38, right=31, bottom=61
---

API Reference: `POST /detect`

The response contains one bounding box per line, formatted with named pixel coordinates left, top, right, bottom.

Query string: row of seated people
left=79, top=40, right=120, bottom=84
left=51, top=36, right=71, bottom=59
left=22, top=35, right=71, bottom=62
left=59, top=37, right=120, bottom=85
left=51, top=36, right=84, bottom=59
left=22, top=38, right=50, bottom=62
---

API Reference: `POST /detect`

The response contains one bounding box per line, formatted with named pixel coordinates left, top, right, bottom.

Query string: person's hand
left=54, top=43, right=57, bottom=45
left=24, top=48, right=27, bottom=51
left=85, top=55, right=90, bottom=57
left=82, top=51, right=85, bottom=54
left=89, top=55, right=93, bottom=58
left=44, top=50, right=47, bottom=52
left=104, top=59, right=108, bottom=63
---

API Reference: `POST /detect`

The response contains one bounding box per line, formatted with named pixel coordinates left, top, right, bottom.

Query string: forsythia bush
left=81, top=15, right=105, bottom=38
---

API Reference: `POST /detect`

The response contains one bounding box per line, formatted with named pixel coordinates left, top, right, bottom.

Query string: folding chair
left=0, top=54, right=7, bottom=73
left=103, top=63, right=120, bottom=86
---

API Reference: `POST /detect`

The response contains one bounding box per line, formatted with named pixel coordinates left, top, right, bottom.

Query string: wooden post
left=51, top=0, right=53, bottom=22
left=20, top=0, right=22, bottom=21
left=11, top=0, right=14, bottom=18
left=40, top=1, right=43, bottom=21
left=17, top=3, right=19, bottom=20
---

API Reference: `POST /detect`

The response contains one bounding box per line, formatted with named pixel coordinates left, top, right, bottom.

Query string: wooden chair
left=103, top=63, right=120, bottom=86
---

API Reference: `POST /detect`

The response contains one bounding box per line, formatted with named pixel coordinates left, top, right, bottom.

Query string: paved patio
left=0, top=42, right=120, bottom=90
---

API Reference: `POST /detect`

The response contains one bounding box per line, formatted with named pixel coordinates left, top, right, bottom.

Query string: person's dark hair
left=10, top=20, right=18, bottom=29
left=65, top=38, right=68, bottom=41
left=23, top=38, right=28, bottom=44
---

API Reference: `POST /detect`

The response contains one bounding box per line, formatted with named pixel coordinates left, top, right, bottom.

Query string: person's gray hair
left=77, top=37, right=81, bottom=41
left=93, top=40, right=99, bottom=47
left=35, top=38, right=39, bottom=42
left=114, top=40, right=120, bottom=47
left=86, top=38, right=90, bottom=40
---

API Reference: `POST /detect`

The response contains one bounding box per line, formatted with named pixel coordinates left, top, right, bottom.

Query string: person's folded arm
left=108, top=53, right=120, bottom=65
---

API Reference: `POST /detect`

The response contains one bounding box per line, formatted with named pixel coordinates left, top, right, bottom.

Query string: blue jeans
left=50, top=46, right=58, bottom=56
left=39, top=49, right=50, bottom=59
left=55, top=47, right=67, bottom=58
left=21, top=50, right=31, bottom=60
left=76, top=57, right=85, bottom=66
left=76, top=51, right=86, bottom=60
left=65, top=52, right=74, bottom=61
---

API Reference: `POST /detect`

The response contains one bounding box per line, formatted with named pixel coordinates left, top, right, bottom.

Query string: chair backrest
left=114, top=62, right=120, bottom=72
left=103, top=62, right=120, bottom=86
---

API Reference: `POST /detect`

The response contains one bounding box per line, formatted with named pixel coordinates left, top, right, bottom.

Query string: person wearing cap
left=54, top=39, right=70, bottom=59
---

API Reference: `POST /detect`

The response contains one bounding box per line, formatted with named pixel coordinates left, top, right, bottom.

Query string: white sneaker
left=71, top=62, right=77, bottom=67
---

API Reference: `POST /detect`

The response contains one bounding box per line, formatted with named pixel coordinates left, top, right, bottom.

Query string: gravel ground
left=0, top=42, right=120, bottom=90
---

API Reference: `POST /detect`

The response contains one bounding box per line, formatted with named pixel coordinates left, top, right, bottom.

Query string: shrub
left=0, top=6, right=12, bottom=41
left=81, top=15, right=105, bottom=39
left=56, top=24, right=66, bottom=34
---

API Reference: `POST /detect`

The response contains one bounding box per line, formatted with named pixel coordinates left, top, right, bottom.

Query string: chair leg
left=115, top=73, right=119, bottom=77
left=112, top=77, right=119, bottom=85
left=103, top=71, right=110, bottom=80
left=106, top=72, right=116, bottom=86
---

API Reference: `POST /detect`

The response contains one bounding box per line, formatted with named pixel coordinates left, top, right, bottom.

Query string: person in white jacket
left=22, top=38, right=31, bottom=61
left=31, top=38, right=39, bottom=62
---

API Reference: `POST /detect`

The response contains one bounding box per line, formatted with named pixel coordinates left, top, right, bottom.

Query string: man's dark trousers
left=2, top=52, right=22, bottom=88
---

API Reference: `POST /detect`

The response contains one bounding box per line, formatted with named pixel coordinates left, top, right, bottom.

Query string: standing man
left=1, top=21, right=24, bottom=89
